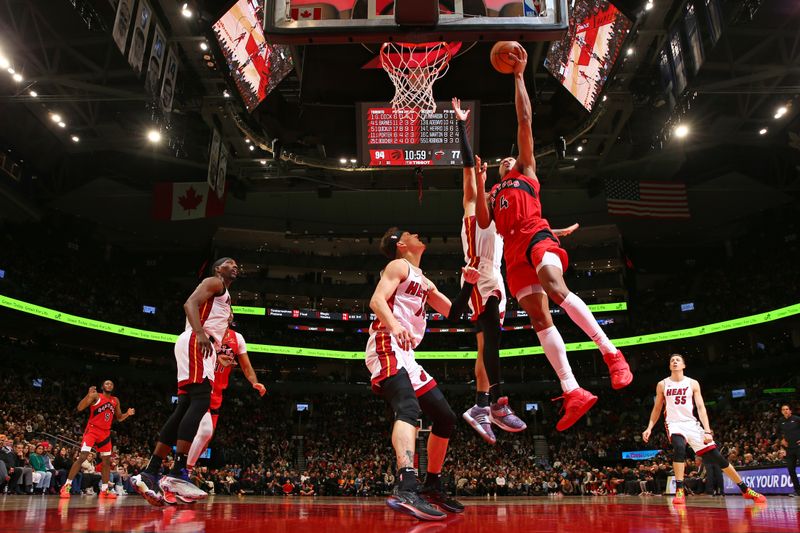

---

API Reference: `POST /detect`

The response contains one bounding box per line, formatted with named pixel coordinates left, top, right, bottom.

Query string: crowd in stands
left=1, top=339, right=797, bottom=499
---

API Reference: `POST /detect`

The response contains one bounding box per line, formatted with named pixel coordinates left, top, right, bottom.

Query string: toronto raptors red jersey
left=87, top=395, right=117, bottom=431
left=488, top=169, right=553, bottom=251
left=211, top=329, right=247, bottom=408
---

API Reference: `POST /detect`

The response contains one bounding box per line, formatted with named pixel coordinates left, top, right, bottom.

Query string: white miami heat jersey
left=185, top=288, right=232, bottom=344
left=663, top=376, right=696, bottom=424
left=461, top=216, right=503, bottom=272
left=369, top=260, right=431, bottom=349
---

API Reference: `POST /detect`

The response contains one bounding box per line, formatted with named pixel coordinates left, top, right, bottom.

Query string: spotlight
left=7, top=67, right=14, bottom=74
left=57, top=121, right=66, bottom=128
left=759, top=128, right=767, bottom=135
left=71, top=135, right=80, bottom=143
left=339, top=158, right=347, bottom=164
left=29, top=90, right=38, bottom=97
left=626, top=47, right=634, bottom=56
left=249, top=145, right=255, bottom=151
left=349, top=158, right=357, bottom=163
left=577, top=146, right=583, bottom=152
left=495, top=158, right=501, bottom=162
left=674, top=124, right=689, bottom=138
left=223, top=89, right=231, bottom=98
left=50, top=113, right=62, bottom=123
left=602, top=95, right=607, bottom=102
left=0, top=56, right=8, bottom=69
left=774, top=106, right=787, bottom=119
left=200, top=42, right=208, bottom=51
left=245, top=138, right=251, bottom=143
left=147, top=129, right=162, bottom=143
left=645, top=1, right=654, bottom=11
left=181, top=3, right=192, bottom=18
left=573, top=157, right=578, bottom=161
left=12, top=73, right=22, bottom=82
left=260, top=160, right=267, bottom=165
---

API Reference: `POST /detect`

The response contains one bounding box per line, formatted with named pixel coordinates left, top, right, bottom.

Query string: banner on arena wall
left=112, top=0, right=136, bottom=56
left=127, top=0, right=153, bottom=75
left=215, top=145, right=228, bottom=198
left=152, top=182, right=226, bottom=221
left=160, top=46, right=179, bottom=113
left=207, top=129, right=221, bottom=192
left=0, top=295, right=799, bottom=360
left=144, top=23, right=166, bottom=96
left=723, top=467, right=800, bottom=495
left=621, top=450, right=662, bottom=460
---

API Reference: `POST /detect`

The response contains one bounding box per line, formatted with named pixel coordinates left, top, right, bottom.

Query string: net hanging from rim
left=380, top=41, right=453, bottom=122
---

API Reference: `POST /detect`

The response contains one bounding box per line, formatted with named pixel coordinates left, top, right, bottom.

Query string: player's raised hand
left=474, top=155, right=487, bottom=188
left=390, top=323, right=413, bottom=351
left=451, top=97, right=470, bottom=122
left=553, top=223, right=580, bottom=238
left=87, top=386, right=98, bottom=398
left=642, top=428, right=651, bottom=443
left=509, top=45, right=528, bottom=75
left=462, top=266, right=480, bottom=285
left=253, top=382, right=267, bottom=397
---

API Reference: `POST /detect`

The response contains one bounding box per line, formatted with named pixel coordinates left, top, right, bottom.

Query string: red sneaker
left=603, top=350, right=633, bottom=390
left=743, top=488, right=766, bottom=504
left=99, top=490, right=118, bottom=500
left=672, top=488, right=686, bottom=505
left=59, top=485, right=71, bottom=499
left=552, top=388, right=598, bottom=431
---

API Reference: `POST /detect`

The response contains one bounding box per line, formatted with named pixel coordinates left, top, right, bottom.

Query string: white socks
left=560, top=292, right=616, bottom=355
left=537, top=326, right=579, bottom=393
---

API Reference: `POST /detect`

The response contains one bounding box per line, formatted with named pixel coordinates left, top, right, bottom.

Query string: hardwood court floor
left=0, top=494, right=797, bottom=532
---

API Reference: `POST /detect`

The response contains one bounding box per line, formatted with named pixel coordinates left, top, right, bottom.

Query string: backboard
left=265, top=0, right=569, bottom=44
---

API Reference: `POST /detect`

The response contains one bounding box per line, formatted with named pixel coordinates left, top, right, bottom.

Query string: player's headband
left=386, top=229, right=405, bottom=257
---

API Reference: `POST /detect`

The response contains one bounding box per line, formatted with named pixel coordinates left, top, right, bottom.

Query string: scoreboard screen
left=356, top=101, right=479, bottom=167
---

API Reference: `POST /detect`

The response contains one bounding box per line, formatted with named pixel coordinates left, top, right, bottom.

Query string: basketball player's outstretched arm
left=642, top=381, right=665, bottom=443
left=77, top=386, right=99, bottom=411
left=184, top=276, right=225, bottom=357
left=114, top=400, right=135, bottom=422
left=369, top=260, right=413, bottom=350
left=552, top=223, right=580, bottom=237
left=692, top=380, right=714, bottom=441
left=510, top=46, right=536, bottom=177
left=474, top=155, right=492, bottom=229
left=237, top=350, right=267, bottom=396
left=452, top=97, right=476, bottom=214
left=426, top=267, right=480, bottom=319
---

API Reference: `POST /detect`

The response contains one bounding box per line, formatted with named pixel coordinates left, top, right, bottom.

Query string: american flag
left=604, top=179, right=690, bottom=219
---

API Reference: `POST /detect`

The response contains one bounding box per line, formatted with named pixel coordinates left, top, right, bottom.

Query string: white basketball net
left=380, top=42, right=453, bottom=122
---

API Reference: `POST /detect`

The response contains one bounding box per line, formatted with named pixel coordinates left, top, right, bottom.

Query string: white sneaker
left=159, top=475, right=207, bottom=502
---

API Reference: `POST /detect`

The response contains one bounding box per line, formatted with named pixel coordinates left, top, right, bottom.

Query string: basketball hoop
left=380, top=41, right=453, bottom=122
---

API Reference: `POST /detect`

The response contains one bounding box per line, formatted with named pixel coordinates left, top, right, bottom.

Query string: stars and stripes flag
left=604, top=179, right=690, bottom=219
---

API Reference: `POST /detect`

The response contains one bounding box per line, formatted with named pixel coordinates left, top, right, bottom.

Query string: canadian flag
left=152, top=182, right=226, bottom=221
left=290, top=7, right=322, bottom=20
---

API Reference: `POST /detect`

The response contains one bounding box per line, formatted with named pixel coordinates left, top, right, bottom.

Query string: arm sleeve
left=458, top=120, right=475, bottom=168
left=446, top=282, right=475, bottom=321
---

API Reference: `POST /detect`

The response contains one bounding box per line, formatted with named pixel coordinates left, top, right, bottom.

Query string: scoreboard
left=356, top=101, right=479, bottom=167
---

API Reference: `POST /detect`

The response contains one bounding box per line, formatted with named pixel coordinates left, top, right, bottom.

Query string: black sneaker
left=419, top=483, right=465, bottom=513
left=386, top=486, right=447, bottom=521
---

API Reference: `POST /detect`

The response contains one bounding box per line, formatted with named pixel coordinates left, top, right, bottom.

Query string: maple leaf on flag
left=178, top=186, right=203, bottom=213
left=301, top=9, right=311, bottom=18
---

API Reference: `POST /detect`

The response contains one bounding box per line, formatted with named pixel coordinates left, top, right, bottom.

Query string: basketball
left=490, top=41, right=521, bottom=74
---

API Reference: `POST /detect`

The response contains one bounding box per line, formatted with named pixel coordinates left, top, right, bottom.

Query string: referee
left=779, top=404, right=800, bottom=497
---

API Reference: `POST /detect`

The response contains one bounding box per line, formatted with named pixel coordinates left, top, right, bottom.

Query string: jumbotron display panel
left=544, top=0, right=632, bottom=112
left=356, top=101, right=478, bottom=167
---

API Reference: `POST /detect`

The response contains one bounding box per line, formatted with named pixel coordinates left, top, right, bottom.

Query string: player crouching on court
left=367, top=228, right=479, bottom=521
left=642, top=354, right=766, bottom=505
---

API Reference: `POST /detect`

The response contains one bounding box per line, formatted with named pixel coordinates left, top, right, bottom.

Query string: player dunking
left=642, top=354, right=766, bottom=505
left=133, top=257, right=238, bottom=506
left=185, top=319, right=266, bottom=480
left=474, top=45, right=632, bottom=431
left=367, top=228, right=479, bottom=521
left=59, top=380, right=134, bottom=499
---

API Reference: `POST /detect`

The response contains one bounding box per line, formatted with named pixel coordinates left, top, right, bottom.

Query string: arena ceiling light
left=223, top=89, right=230, bottom=98
left=147, top=129, right=162, bottom=143
left=674, top=124, right=689, bottom=138
left=57, top=121, right=66, bottom=128
left=29, top=90, right=37, bottom=97
left=576, top=146, right=583, bottom=152
left=12, top=72, right=22, bottom=82
left=774, top=106, right=787, bottom=119
left=759, top=128, right=768, bottom=135
left=626, top=47, right=634, bottom=56
left=200, top=42, right=208, bottom=51
left=181, top=3, right=192, bottom=18
left=645, top=1, right=654, bottom=10
left=6, top=67, right=14, bottom=74
left=0, top=55, right=9, bottom=69
left=70, top=135, right=80, bottom=143
left=249, top=145, right=255, bottom=151
left=50, top=113, right=62, bottom=123
left=339, top=158, right=347, bottom=163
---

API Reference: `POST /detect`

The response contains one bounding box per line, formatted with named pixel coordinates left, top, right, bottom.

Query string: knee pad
left=419, top=387, right=457, bottom=439
left=700, top=448, right=730, bottom=469
left=379, top=368, right=421, bottom=426
left=672, top=434, right=687, bottom=463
